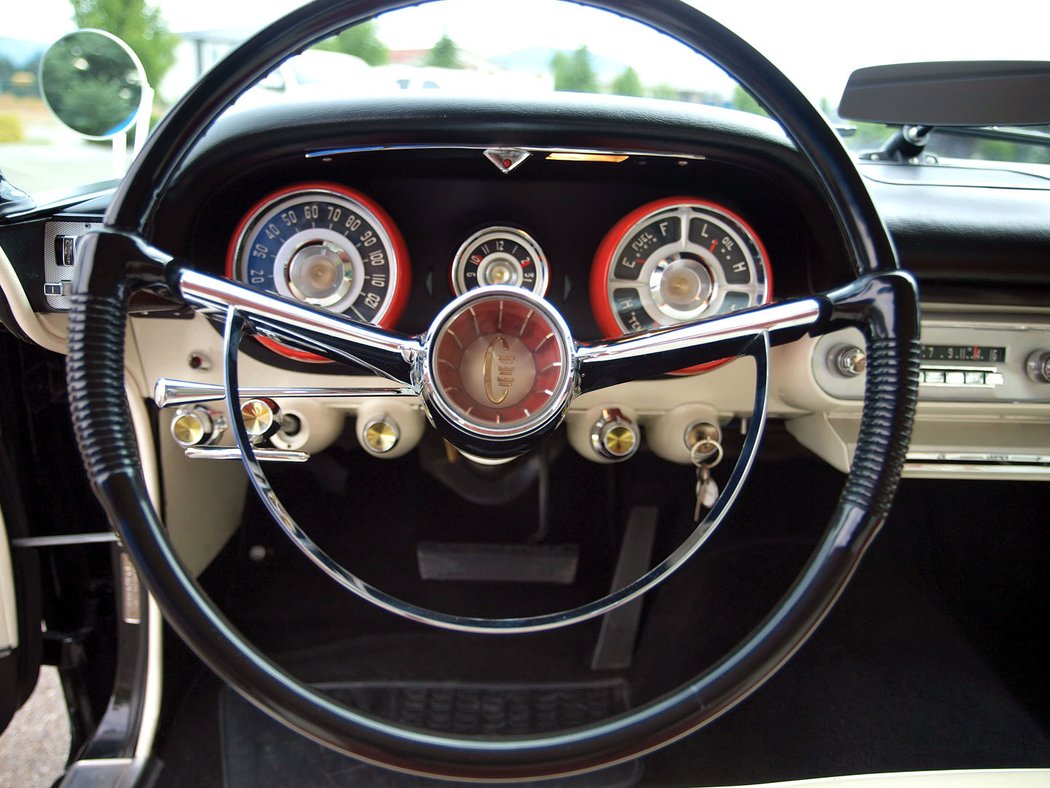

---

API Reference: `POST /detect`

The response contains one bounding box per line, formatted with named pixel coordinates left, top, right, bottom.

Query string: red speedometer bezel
left=225, top=181, right=411, bottom=363
left=589, top=196, right=773, bottom=374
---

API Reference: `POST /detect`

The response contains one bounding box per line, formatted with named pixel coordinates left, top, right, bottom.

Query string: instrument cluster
left=228, top=182, right=773, bottom=369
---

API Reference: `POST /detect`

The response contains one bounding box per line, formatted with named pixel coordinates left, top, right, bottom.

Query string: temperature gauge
left=451, top=226, right=549, bottom=296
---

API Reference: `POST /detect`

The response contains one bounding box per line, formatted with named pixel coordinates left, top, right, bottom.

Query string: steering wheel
left=67, top=0, right=919, bottom=780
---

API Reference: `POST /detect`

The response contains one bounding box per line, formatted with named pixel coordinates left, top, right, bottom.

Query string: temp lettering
left=732, top=261, right=748, bottom=274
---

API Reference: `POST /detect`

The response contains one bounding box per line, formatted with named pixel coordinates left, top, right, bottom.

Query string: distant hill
left=0, top=38, right=45, bottom=69
left=490, top=47, right=630, bottom=83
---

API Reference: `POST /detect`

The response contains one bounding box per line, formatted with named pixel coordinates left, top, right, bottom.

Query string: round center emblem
left=429, top=291, right=570, bottom=431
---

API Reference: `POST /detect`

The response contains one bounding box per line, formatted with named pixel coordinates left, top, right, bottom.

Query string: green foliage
left=610, top=66, right=643, bottom=98
left=551, top=46, right=598, bottom=93
left=423, top=34, right=463, bottom=69
left=0, top=114, right=25, bottom=143
left=315, top=21, right=389, bottom=66
left=71, top=0, right=178, bottom=91
left=841, top=121, right=895, bottom=151
left=649, top=83, right=678, bottom=101
left=729, top=85, right=768, bottom=117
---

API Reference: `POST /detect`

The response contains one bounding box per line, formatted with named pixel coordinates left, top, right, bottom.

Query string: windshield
left=2, top=0, right=1048, bottom=196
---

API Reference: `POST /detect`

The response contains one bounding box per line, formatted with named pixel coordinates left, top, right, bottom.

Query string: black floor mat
left=219, top=679, right=641, bottom=787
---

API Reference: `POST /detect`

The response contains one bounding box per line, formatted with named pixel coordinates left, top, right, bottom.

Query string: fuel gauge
left=451, top=226, right=549, bottom=296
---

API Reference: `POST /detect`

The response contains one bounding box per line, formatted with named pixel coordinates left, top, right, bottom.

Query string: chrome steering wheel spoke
left=177, top=267, right=419, bottom=385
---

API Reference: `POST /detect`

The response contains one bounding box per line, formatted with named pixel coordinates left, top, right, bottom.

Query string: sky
left=8, top=0, right=1050, bottom=105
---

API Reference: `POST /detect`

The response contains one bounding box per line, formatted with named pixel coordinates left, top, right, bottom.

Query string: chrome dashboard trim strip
left=184, top=446, right=309, bottom=462
left=304, top=143, right=709, bottom=162
left=154, top=378, right=415, bottom=408
left=13, top=533, right=120, bottom=547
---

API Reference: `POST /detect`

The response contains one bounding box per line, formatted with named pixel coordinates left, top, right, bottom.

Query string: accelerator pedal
left=591, top=506, right=658, bottom=671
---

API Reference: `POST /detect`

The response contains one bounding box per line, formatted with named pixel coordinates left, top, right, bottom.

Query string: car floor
left=152, top=433, right=1050, bottom=786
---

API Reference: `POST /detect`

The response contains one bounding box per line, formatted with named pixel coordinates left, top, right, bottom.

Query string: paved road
left=0, top=667, right=70, bottom=787
left=1, top=141, right=121, bottom=195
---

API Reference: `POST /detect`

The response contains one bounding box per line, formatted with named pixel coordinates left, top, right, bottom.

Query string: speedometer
left=227, top=182, right=410, bottom=361
left=590, top=197, right=771, bottom=358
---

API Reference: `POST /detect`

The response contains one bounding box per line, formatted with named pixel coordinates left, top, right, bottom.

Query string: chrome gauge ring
left=451, top=225, right=549, bottom=295
left=591, top=197, right=772, bottom=374
left=228, top=182, right=410, bottom=360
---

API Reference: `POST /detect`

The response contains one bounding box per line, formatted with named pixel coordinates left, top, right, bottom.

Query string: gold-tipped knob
left=241, top=398, right=280, bottom=440
left=170, top=406, right=225, bottom=448
left=362, top=415, right=400, bottom=454
left=590, top=408, right=639, bottom=461
left=603, top=425, right=636, bottom=457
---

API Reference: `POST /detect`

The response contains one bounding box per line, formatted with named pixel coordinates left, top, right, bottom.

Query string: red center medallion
left=431, top=294, right=569, bottom=430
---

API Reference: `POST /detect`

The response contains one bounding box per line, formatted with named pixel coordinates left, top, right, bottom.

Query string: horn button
left=425, top=289, right=573, bottom=445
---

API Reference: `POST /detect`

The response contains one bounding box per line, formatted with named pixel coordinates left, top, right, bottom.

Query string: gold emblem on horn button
left=483, top=335, right=515, bottom=405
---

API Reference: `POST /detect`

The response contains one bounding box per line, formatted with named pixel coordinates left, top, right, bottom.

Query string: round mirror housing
left=39, top=29, right=148, bottom=140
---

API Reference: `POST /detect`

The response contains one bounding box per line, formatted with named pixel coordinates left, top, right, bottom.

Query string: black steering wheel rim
left=67, top=0, right=920, bottom=780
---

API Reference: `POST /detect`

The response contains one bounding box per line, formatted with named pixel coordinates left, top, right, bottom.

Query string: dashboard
left=3, top=94, right=1050, bottom=481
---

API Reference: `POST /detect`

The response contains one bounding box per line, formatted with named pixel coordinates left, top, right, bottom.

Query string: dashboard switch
left=170, top=406, right=226, bottom=448
left=240, top=398, right=282, bottom=442
left=362, top=414, right=400, bottom=455
left=590, top=408, right=640, bottom=461
left=829, top=345, right=866, bottom=378
left=1026, top=351, right=1050, bottom=383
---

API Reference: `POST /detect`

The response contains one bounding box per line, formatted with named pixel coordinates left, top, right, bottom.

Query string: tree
left=649, top=83, right=678, bottom=101
left=730, top=85, right=768, bottom=117
left=315, top=21, right=389, bottom=66
left=551, top=46, right=598, bottom=93
left=423, top=34, right=463, bottom=69
left=71, top=0, right=178, bottom=91
left=610, top=66, right=643, bottom=98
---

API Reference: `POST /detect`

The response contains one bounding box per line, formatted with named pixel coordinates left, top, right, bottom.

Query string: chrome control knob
left=1026, top=350, right=1050, bottom=383
left=830, top=345, right=867, bottom=378
left=240, top=398, right=283, bottom=442
left=361, top=414, right=401, bottom=455
left=170, top=406, right=226, bottom=448
left=590, top=408, right=640, bottom=461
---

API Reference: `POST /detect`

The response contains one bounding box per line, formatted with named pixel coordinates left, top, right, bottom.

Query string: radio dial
left=1026, top=351, right=1050, bottom=384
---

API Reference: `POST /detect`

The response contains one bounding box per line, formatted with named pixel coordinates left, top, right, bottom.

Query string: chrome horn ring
left=221, top=289, right=773, bottom=634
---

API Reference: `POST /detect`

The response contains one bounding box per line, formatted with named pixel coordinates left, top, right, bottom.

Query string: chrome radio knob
left=1026, top=350, right=1050, bottom=383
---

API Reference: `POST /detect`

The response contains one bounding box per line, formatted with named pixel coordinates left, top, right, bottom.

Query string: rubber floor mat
left=220, top=679, right=642, bottom=787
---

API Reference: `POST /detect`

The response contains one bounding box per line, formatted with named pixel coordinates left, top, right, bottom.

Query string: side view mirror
left=38, top=29, right=154, bottom=175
